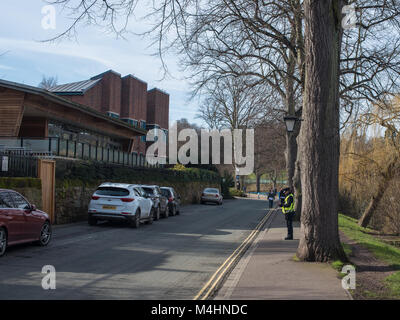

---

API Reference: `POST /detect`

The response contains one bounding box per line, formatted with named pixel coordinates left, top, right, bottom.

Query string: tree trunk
left=285, top=34, right=298, bottom=190
left=286, top=132, right=298, bottom=189
left=297, top=0, right=347, bottom=262
left=358, top=157, right=398, bottom=228
left=256, top=173, right=261, bottom=193
left=293, top=159, right=302, bottom=222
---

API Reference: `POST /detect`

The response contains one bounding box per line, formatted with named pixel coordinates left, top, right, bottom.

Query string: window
left=0, top=192, right=14, bottom=208
left=142, top=187, right=156, bottom=196
left=140, top=121, right=146, bottom=129
left=10, top=192, right=30, bottom=209
left=95, top=187, right=130, bottom=196
left=160, top=189, right=170, bottom=197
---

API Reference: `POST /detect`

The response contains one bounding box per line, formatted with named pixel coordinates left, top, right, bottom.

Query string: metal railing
left=0, top=137, right=155, bottom=169
left=0, top=152, right=38, bottom=177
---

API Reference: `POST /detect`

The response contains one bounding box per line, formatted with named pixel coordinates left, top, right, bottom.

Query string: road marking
left=193, top=208, right=276, bottom=300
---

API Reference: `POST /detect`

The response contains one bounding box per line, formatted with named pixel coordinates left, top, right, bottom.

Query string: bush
left=55, top=159, right=220, bottom=186
left=0, top=177, right=42, bottom=189
left=229, top=188, right=246, bottom=197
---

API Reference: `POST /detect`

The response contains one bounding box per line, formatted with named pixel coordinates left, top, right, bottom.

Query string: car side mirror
left=31, top=204, right=37, bottom=211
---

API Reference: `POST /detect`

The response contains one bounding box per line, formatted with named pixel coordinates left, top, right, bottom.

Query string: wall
left=55, top=179, right=219, bottom=224
left=0, top=177, right=42, bottom=209
left=53, top=159, right=220, bottom=224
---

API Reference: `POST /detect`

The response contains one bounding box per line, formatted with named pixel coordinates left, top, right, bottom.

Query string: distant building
left=0, top=70, right=169, bottom=166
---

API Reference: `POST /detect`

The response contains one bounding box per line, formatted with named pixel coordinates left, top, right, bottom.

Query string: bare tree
left=254, top=121, right=286, bottom=193
left=46, top=0, right=400, bottom=261
left=38, top=76, right=58, bottom=90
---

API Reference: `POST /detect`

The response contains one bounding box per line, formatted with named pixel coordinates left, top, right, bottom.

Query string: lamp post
left=283, top=115, right=299, bottom=133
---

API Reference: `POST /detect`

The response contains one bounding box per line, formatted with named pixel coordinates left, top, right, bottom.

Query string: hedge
left=0, top=177, right=42, bottom=189
left=55, top=159, right=220, bottom=186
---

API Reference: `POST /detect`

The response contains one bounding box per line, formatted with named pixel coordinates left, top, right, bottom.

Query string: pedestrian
left=279, top=187, right=287, bottom=207
left=280, top=188, right=295, bottom=240
left=268, top=189, right=275, bottom=209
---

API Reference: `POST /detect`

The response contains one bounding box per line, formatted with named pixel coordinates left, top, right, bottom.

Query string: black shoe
left=285, top=237, right=293, bottom=240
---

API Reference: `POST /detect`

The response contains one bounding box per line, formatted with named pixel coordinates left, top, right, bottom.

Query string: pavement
left=216, top=205, right=351, bottom=300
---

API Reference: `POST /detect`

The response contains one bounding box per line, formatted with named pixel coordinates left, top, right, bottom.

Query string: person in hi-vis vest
left=280, top=188, right=295, bottom=240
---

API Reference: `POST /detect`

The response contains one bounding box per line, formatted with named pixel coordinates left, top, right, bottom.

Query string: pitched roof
left=49, top=78, right=101, bottom=95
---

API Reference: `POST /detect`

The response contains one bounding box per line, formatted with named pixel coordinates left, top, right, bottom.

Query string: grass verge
left=338, top=213, right=400, bottom=299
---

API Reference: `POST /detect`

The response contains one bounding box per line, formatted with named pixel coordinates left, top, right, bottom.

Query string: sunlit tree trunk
left=297, top=0, right=347, bottom=262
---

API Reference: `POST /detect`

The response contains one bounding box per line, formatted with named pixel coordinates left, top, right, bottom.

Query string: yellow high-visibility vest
left=282, top=193, right=295, bottom=214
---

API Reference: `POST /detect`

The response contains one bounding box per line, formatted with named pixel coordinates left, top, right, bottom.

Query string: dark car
left=141, top=185, right=169, bottom=219
left=160, top=187, right=181, bottom=216
left=0, top=189, right=52, bottom=257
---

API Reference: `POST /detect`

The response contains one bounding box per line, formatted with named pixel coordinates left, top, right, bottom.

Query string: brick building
left=49, top=70, right=170, bottom=155
left=0, top=70, right=170, bottom=165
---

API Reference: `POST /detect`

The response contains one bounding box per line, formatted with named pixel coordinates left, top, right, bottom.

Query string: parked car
left=201, top=188, right=223, bottom=205
left=88, top=183, right=153, bottom=228
left=140, top=185, right=169, bottom=219
left=0, top=189, right=52, bottom=257
left=160, top=187, right=181, bottom=216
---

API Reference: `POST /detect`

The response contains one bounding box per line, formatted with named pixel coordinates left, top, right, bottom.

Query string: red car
left=0, top=189, right=52, bottom=257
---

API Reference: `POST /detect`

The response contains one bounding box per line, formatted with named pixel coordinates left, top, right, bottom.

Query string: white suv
left=88, top=183, right=153, bottom=228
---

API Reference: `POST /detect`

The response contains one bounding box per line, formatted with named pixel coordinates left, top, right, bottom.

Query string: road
left=0, top=198, right=269, bottom=300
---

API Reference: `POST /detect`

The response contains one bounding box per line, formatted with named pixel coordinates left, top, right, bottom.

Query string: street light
left=283, top=115, right=298, bottom=133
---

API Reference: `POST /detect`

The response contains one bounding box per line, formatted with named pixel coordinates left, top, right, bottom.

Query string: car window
left=133, top=189, right=141, bottom=197
left=161, top=189, right=170, bottom=197
left=10, top=192, right=30, bottom=209
left=142, top=187, right=155, bottom=195
left=95, top=187, right=130, bottom=196
left=0, top=192, right=14, bottom=208
left=204, top=188, right=219, bottom=193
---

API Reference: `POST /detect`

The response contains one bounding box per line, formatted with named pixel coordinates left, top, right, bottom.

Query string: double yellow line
left=193, top=208, right=276, bottom=300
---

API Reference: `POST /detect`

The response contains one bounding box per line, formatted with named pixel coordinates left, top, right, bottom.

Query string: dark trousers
left=285, top=212, right=295, bottom=238
left=269, top=199, right=274, bottom=208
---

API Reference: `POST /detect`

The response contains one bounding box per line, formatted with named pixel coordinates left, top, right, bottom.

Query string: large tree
left=296, top=0, right=346, bottom=261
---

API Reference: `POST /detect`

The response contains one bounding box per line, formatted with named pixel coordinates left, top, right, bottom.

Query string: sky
left=0, top=0, right=202, bottom=125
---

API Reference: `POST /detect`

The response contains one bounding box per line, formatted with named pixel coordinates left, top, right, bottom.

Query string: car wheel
left=146, top=209, right=154, bottom=225
left=0, top=227, right=7, bottom=257
left=37, top=221, right=52, bottom=246
left=154, top=206, right=160, bottom=221
left=176, top=207, right=180, bottom=215
left=130, top=210, right=140, bottom=228
left=88, top=215, right=97, bottom=226
left=170, top=205, right=176, bottom=216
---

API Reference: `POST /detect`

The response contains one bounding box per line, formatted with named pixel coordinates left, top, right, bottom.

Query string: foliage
left=229, top=188, right=246, bottom=197
left=0, top=177, right=42, bottom=189
left=221, top=171, right=234, bottom=199
left=55, top=159, right=220, bottom=186
left=339, top=127, right=400, bottom=233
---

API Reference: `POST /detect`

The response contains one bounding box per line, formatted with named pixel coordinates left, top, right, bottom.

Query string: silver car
left=200, top=188, right=223, bottom=205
